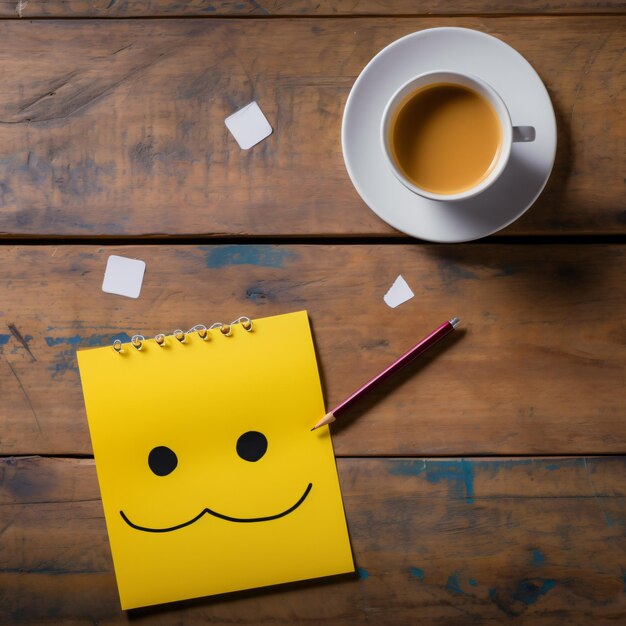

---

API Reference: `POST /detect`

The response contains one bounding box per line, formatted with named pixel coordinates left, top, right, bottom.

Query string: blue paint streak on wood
left=511, top=579, right=557, bottom=605
left=389, top=459, right=426, bottom=477
left=50, top=349, right=80, bottom=378
left=388, top=457, right=619, bottom=504
left=0, top=334, right=11, bottom=346
left=389, top=459, right=475, bottom=503
left=44, top=333, right=133, bottom=378
left=203, top=245, right=296, bottom=269
left=461, top=460, right=475, bottom=503
left=409, top=567, right=424, bottom=581
left=469, top=578, right=478, bottom=587
left=532, top=549, right=546, bottom=566
left=46, top=335, right=81, bottom=347
left=44, top=332, right=132, bottom=348
left=445, top=572, right=466, bottom=595
left=357, top=567, right=369, bottom=580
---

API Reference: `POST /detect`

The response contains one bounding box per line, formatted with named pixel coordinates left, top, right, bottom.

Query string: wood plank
left=0, top=244, right=624, bottom=456
left=2, top=0, right=625, bottom=18
left=0, top=456, right=624, bottom=624
left=0, top=18, right=623, bottom=237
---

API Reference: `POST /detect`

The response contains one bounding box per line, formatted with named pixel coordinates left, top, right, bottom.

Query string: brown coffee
left=390, top=83, right=502, bottom=195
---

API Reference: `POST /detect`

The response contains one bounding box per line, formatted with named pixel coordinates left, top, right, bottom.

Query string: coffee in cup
left=390, top=83, right=501, bottom=195
left=381, top=71, right=534, bottom=202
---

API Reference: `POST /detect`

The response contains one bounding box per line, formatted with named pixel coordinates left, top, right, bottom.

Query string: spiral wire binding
left=131, top=335, right=145, bottom=351
left=113, top=317, right=253, bottom=353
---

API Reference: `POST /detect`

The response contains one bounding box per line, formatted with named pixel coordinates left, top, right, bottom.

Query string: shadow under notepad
left=127, top=571, right=357, bottom=619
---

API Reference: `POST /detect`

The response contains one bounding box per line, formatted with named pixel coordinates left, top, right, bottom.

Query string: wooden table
left=0, top=2, right=624, bottom=624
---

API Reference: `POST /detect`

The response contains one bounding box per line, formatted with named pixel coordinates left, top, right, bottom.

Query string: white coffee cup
left=380, top=70, right=535, bottom=202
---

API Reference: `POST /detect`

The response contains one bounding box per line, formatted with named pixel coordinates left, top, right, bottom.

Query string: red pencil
left=311, top=318, right=460, bottom=430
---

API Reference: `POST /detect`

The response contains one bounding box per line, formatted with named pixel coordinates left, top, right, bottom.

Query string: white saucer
left=342, top=27, right=557, bottom=242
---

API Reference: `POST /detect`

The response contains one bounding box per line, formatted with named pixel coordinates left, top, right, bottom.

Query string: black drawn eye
left=236, top=431, right=268, bottom=462
left=148, top=446, right=178, bottom=476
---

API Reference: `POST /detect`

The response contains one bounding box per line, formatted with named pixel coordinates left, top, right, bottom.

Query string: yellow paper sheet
left=77, top=311, right=354, bottom=609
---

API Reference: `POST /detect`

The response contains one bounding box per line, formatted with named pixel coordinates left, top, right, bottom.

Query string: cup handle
left=512, top=126, right=536, bottom=142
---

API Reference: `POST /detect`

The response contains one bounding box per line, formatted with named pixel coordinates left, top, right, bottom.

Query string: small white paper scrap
left=225, top=101, right=273, bottom=150
left=102, top=255, right=146, bottom=299
left=383, top=275, right=414, bottom=308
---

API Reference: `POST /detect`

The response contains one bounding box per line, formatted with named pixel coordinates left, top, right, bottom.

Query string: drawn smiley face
left=120, top=432, right=313, bottom=531
left=80, top=312, right=354, bottom=609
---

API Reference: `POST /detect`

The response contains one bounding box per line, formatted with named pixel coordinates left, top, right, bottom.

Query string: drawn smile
left=119, top=483, right=313, bottom=533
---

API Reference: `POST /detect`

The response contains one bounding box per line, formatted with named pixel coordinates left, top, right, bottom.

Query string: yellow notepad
left=77, top=311, right=354, bottom=609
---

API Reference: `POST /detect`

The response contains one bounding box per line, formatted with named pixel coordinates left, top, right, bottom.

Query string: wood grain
left=1, top=455, right=624, bottom=625
left=2, top=0, right=625, bottom=18
left=0, top=18, right=623, bottom=237
left=0, top=244, right=623, bottom=456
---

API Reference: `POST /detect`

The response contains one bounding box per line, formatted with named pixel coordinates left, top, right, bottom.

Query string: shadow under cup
left=381, top=71, right=535, bottom=203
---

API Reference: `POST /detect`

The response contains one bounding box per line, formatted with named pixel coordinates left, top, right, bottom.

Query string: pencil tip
left=310, top=426, right=316, bottom=431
